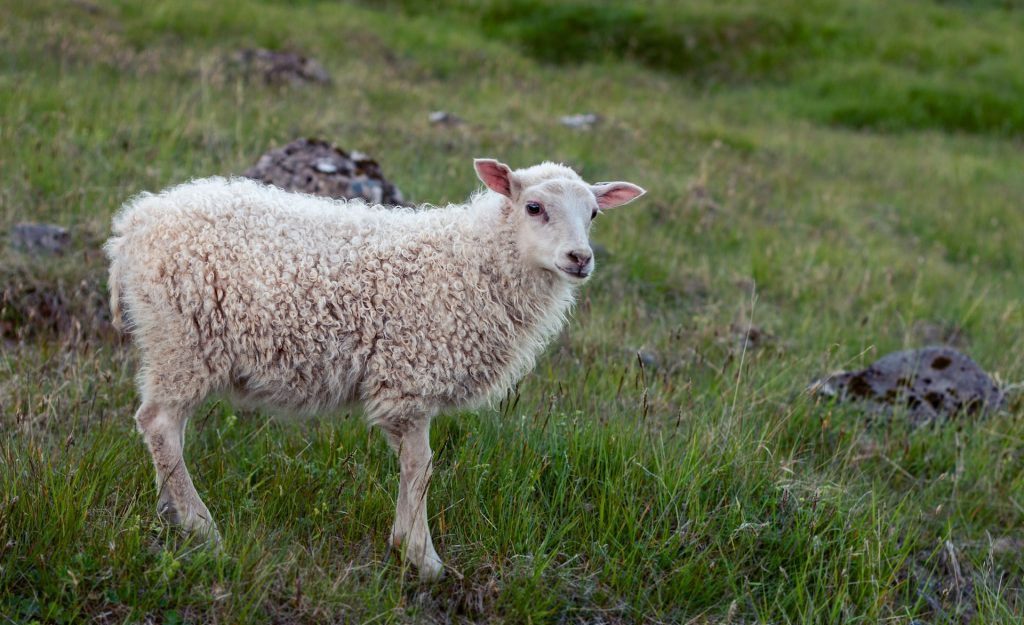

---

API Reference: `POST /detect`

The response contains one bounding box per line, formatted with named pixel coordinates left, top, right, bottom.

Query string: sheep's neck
left=473, top=216, right=576, bottom=341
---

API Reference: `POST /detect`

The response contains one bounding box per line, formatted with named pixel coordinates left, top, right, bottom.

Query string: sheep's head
left=474, top=158, right=644, bottom=282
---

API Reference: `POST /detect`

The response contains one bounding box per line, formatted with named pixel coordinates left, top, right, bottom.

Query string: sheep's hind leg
left=385, top=420, right=443, bottom=580
left=135, top=401, right=219, bottom=544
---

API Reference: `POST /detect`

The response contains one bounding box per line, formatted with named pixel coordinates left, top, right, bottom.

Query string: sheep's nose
left=566, top=249, right=592, bottom=268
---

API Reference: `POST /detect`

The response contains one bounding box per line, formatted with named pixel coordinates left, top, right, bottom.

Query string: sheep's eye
left=591, top=209, right=598, bottom=220
left=525, top=201, right=543, bottom=216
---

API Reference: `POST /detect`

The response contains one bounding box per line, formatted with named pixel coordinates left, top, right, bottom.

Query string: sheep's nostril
left=567, top=250, right=592, bottom=267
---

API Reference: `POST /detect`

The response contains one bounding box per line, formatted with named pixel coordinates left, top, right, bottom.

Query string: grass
left=1, top=0, right=1023, bottom=622
left=360, top=0, right=1024, bottom=135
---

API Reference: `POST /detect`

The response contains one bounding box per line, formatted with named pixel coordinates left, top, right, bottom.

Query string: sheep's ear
left=474, top=158, right=519, bottom=199
left=591, top=182, right=646, bottom=210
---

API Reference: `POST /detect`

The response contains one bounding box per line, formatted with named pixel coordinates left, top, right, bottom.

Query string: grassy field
left=2, top=0, right=1023, bottom=622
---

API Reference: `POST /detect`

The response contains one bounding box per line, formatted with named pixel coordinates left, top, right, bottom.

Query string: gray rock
left=811, top=347, right=1004, bottom=423
left=559, top=113, right=600, bottom=130
left=628, top=349, right=660, bottom=370
left=638, top=350, right=659, bottom=369
left=242, top=138, right=409, bottom=206
left=9, top=223, right=70, bottom=256
left=428, top=111, right=462, bottom=126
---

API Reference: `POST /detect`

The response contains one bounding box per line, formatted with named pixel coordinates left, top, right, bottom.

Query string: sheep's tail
left=104, top=235, right=127, bottom=332
left=104, top=190, right=160, bottom=333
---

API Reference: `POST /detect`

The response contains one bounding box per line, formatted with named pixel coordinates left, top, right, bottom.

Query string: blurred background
left=2, top=1, right=1023, bottom=623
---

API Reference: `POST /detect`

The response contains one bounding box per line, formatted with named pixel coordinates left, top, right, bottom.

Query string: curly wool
left=105, top=174, right=577, bottom=428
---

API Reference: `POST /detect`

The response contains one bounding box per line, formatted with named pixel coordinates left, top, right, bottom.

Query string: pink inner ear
left=476, top=161, right=513, bottom=197
left=595, top=183, right=645, bottom=209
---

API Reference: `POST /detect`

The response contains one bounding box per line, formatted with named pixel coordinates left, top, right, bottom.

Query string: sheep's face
left=474, top=159, right=645, bottom=282
left=513, top=179, right=600, bottom=280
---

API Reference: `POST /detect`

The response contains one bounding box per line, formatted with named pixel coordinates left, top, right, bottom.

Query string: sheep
left=105, top=158, right=645, bottom=580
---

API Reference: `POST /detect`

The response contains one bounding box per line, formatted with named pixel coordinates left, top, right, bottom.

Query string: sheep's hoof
left=389, top=534, right=444, bottom=581
left=157, top=499, right=182, bottom=525
left=195, top=522, right=223, bottom=549
left=417, top=554, right=445, bottom=582
left=157, top=500, right=221, bottom=547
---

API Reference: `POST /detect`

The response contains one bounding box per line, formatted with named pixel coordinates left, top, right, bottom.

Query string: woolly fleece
left=106, top=167, right=587, bottom=430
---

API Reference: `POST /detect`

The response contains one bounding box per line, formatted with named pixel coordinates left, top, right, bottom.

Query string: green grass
left=360, top=0, right=1024, bottom=135
left=2, top=0, right=1023, bottom=622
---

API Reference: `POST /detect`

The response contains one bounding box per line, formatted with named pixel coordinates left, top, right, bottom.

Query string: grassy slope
left=1, top=0, right=1023, bottom=623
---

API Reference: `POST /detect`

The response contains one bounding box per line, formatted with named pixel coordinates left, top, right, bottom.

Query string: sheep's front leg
left=386, top=421, right=443, bottom=580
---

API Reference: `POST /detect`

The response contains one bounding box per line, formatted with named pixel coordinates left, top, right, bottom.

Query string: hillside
left=1, top=0, right=1022, bottom=622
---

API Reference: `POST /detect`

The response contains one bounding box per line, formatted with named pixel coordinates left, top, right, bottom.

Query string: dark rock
left=228, top=48, right=331, bottom=86
left=9, top=223, right=70, bottom=256
left=242, top=138, right=409, bottom=206
left=811, top=347, right=1004, bottom=423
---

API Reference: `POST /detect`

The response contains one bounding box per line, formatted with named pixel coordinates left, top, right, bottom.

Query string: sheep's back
left=111, top=178, right=407, bottom=410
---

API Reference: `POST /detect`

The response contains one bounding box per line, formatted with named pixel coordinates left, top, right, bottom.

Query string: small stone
left=559, top=113, right=600, bottom=130
left=630, top=349, right=660, bottom=370
left=638, top=351, right=659, bottom=369
left=9, top=223, right=70, bottom=256
left=428, top=111, right=462, bottom=126
left=313, top=160, right=338, bottom=174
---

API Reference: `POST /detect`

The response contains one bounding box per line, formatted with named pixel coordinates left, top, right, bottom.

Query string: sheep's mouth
left=559, top=266, right=591, bottom=280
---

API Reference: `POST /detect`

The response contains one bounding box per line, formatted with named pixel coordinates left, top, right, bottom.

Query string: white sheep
left=105, top=158, right=644, bottom=579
